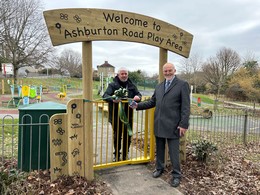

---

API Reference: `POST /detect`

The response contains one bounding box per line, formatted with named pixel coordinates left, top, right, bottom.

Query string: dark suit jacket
left=137, top=76, right=190, bottom=138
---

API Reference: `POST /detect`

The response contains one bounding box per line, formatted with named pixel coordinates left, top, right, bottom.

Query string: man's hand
left=179, top=127, right=187, bottom=137
left=133, top=95, right=140, bottom=102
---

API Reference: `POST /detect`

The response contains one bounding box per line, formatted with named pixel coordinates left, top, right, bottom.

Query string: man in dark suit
left=130, top=62, right=190, bottom=187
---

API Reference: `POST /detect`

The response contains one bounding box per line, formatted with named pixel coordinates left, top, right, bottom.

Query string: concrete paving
left=0, top=109, right=19, bottom=118
left=96, top=164, right=183, bottom=195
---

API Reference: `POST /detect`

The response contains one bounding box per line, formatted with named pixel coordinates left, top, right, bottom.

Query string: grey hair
left=117, top=67, right=128, bottom=74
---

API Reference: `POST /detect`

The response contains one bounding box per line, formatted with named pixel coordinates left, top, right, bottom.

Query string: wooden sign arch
left=44, top=8, right=193, bottom=181
left=44, top=8, right=193, bottom=58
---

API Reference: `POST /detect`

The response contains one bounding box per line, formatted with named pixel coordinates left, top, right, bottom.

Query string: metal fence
left=1, top=107, right=259, bottom=172
left=188, top=108, right=260, bottom=145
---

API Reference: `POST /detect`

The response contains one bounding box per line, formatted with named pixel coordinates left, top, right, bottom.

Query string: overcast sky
left=42, top=0, right=260, bottom=76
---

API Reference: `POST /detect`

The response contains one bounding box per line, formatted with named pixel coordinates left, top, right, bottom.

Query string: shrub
left=191, top=140, right=218, bottom=162
left=0, top=159, right=27, bottom=194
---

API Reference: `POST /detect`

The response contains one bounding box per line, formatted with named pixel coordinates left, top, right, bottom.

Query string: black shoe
left=122, top=155, right=129, bottom=161
left=171, top=178, right=180, bottom=187
left=152, top=170, right=163, bottom=178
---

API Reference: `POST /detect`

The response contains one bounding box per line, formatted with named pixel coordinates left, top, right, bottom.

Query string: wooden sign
left=49, top=113, right=68, bottom=181
left=43, top=8, right=193, bottom=58
left=49, top=99, right=91, bottom=181
left=67, top=99, right=85, bottom=177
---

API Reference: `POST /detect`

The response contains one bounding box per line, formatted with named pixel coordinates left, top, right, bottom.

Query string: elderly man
left=103, top=67, right=142, bottom=161
left=130, top=63, right=190, bottom=187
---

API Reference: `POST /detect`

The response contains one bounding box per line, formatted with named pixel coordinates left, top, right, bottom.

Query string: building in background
left=97, top=61, right=115, bottom=78
left=96, top=61, right=115, bottom=95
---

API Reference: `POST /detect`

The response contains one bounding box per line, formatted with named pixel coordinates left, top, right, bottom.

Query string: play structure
left=57, top=85, right=67, bottom=100
left=4, top=84, right=42, bottom=108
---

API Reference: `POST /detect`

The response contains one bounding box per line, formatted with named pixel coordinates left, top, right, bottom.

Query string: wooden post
left=82, top=41, right=94, bottom=180
left=180, top=134, right=187, bottom=162
left=159, top=48, right=167, bottom=82
left=1, top=79, right=4, bottom=94
left=149, top=108, right=156, bottom=161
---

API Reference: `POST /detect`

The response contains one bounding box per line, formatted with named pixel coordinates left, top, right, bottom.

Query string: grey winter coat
left=137, top=76, right=190, bottom=138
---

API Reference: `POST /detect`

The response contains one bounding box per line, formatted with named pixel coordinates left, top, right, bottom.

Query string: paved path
left=0, top=108, right=19, bottom=118
left=224, top=101, right=260, bottom=111
left=97, top=164, right=183, bottom=195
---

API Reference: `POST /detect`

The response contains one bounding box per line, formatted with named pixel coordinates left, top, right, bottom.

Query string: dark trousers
left=155, top=136, right=181, bottom=178
left=111, top=119, right=132, bottom=160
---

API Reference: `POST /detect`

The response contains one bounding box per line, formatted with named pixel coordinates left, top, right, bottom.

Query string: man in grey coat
left=130, top=62, right=190, bottom=187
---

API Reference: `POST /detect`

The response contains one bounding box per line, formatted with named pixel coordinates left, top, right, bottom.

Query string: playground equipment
left=4, top=84, right=42, bottom=107
left=29, top=85, right=42, bottom=103
left=57, top=85, right=67, bottom=99
left=6, top=85, right=22, bottom=108
left=22, top=85, right=42, bottom=105
left=22, top=85, right=30, bottom=105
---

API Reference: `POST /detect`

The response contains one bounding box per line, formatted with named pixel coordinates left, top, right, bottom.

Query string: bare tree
left=242, top=50, right=259, bottom=63
left=179, top=52, right=203, bottom=93
left=0, top=0, right=53, bottom=80
left=202, top=58, right=222, bottom=96
left=242, top=51, right=259, bottom=75
left=0, top=0, right=18, bottom=62
left=202, top=47, right=241, bottom=98
left=51, top=49, right=82, bottom=77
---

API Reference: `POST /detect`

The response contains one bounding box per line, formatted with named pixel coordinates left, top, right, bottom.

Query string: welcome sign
left=43, top=8, right=193, bottom=58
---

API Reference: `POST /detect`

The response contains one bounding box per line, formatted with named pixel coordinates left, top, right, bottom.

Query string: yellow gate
left=49, top=99, right=155, bottom=180
left=93, top=101, right=155, bottom=169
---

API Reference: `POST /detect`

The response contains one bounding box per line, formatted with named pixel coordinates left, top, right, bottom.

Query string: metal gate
left=93, top=101, right=155, bottom=169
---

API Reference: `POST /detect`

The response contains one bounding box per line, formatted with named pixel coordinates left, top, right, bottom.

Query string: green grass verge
left=0, top=119, right=19, bottom=158
left=192, top=93, right=216, bottom=104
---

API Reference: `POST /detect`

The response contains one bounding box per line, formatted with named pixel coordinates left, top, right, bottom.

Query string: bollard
left=197, top=97, right=201, bottom=107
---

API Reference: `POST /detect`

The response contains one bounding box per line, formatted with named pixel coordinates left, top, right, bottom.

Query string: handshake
left=129, top=100, right=138, bottom=109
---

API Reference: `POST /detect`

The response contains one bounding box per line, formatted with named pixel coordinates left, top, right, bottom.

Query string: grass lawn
left=192, top=93, right=216, bottom=104
left=0, top=118, right=19, bottom=158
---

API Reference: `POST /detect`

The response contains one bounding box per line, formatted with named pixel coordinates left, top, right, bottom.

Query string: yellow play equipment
left=5, top=84, right=42, bottom=107
left=22, top=85, right=43, bottom=105
left=57, top=85, right=67, bottom=99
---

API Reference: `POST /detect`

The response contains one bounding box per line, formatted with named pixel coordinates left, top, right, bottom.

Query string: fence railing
left=188, top=108, right=260, bottom=145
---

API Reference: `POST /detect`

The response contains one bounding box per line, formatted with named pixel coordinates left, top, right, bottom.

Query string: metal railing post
left=243, top=109, right=248, bottom=145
